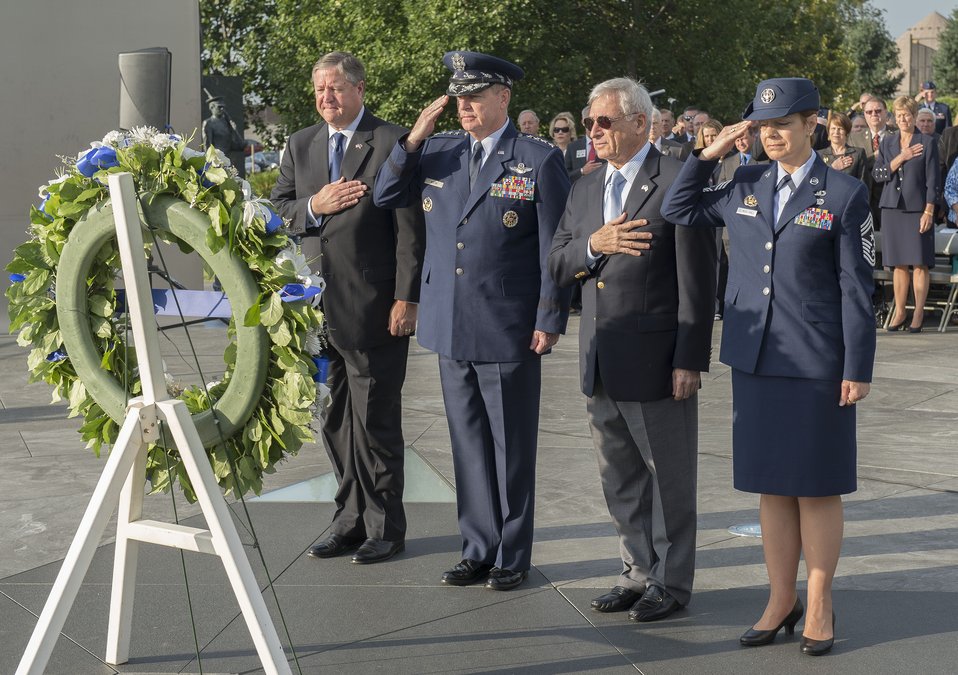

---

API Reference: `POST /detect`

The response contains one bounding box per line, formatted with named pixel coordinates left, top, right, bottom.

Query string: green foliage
left=934, top=9, right=958, bottom=94
left=247, top=168, right=279, bottom=198
left=840, top=2, right=902, bottom=101
left=7, top=128, right=323, bottom=502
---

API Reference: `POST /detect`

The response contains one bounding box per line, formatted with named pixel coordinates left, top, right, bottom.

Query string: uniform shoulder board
left=517, top=133, right=556, bottom=148
left=702, top=179, right=731, bottom=193
left=432, top=129, right=468, bottom=138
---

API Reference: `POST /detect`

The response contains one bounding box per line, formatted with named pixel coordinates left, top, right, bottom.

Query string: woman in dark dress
left=873, top=96, right=940, bottom=332
left=818, top=111, right=865, bottom=181
left=662, top=78, right=876, bottom=656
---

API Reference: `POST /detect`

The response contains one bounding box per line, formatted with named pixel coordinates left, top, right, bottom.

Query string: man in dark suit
left=375, top=51, right=571, bottom=591
left=271, top=51, right=425, bottom=565
left=660, top=108, right=677, bottom=140
left=849, top=96, right=889, bottom=229
left=650, top=108, right=684, bottom=158
left=549, top=77, right=715, bottom=622
left=566, top=105, right=605, bottom=182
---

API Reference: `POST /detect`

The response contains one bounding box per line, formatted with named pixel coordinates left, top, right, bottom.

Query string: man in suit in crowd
left=518, top=109, right=542, bottom=136
left=548, top=77, right=715, bottom=622
left=678, top=106, right=699, bottom=143
left=375, top=51, right=571, bottom=591
left=940, top=124, right=958, bottom=190
left=660, top=108, right=677, bottom=140
left=271, top=51, right=425, bottom=565
left=717, top=124, right=763, bottom=184
left=650, top=108, right=684, bottom=158
left=917, top=81, right=951, bottom=135
left=849, top=96, right=889, bottom=229
left=567, top=105, right=605, bottom=182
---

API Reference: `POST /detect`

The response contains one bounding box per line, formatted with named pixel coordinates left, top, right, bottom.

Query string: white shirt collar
left=470, top=119, right=510, bottom=165
left=775, top=149, right=817, bottom=190
left=328, top=106, right=365, bottom=144
left=604, top=141, right=651, bottom=188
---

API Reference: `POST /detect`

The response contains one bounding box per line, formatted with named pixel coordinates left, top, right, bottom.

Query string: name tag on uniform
left=424, top=178, right=444, bottom=188
left=576, top=149, right=587, bottom=158
left=736, top=207, right=758, bottom=217
left=490, top=175, right=535, bottom=201
left=795, top=207, right=833, bottom=231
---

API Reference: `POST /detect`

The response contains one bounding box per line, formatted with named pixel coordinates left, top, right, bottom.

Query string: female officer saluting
left=662, top=78, right=876, bottom=656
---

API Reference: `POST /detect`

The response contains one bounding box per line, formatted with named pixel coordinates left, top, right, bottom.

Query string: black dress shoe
left=350, top=538, right=404, bottom=564
left=800, top=612, right=836, bottom=656
left=740, top=597, right=804, bottom=646
left=307, top=534, right=364, bottom=559
left=484, top=568, right=528, bottom=591
left=591, top=586, right=644, bottom=612
left=441, top=559, right=494, bottom=586
left=628, top=585, right=683, bottom=622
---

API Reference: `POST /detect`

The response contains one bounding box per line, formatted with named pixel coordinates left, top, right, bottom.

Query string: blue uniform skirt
left=731, top=369, right=857, bottom=497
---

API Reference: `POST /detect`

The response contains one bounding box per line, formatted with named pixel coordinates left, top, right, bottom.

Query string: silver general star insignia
left=502, top=210, right=519, bottom=228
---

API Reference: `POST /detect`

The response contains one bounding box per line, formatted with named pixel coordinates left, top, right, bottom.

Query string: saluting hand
left=406, top=95, right=450, bottom=152
left=839, top=380, right=870, bottom=406
left=588, top=213, right=653, bottom=257
left=310, top=177, right=368, bottom=216
left=700, top=121, right=756, bottom=162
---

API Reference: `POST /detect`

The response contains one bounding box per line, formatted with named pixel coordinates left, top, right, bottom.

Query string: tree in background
left=840, top=1, right=902, bottom=101
left=202, top=0, right=866, bottom=144
left=933, top=8, right=958, bottom=93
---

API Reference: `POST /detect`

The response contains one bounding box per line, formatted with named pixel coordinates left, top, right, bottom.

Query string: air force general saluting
left=375, top=52, right=571, bottom=590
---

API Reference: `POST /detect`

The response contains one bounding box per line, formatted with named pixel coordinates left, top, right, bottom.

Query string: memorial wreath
left=6, top=127, right=324, bottom=501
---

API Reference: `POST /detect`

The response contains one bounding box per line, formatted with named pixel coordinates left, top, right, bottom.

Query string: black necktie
left=330, top=132, right=345, bottom=181
left=469, top=142, right=483, bottom=190
left=776, top=174, right=795, bottom=193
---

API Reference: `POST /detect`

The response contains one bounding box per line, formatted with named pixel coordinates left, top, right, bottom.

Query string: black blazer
left=565, top=136, right=605, bottom=182
left=873, top=129, right=940, bottom=211
left=271, top=111, right=425, bottom=350
left=657, top=138, right=685, bottom=159
left=818, top=145, right=866, bottom=181
left=548, top=146, right=716, bottom=402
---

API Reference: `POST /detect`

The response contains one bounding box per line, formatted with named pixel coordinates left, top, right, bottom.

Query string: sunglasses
left=864, top=110, right=884, bottom=115
left=552, top=126, right=571, bottom=133
left=683, top=115, right=694, bottom=121
left=583, top=112, right=638, bottom=131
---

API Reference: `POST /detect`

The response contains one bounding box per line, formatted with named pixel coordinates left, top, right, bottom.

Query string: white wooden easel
left=17, top=173, right=292, bottom=675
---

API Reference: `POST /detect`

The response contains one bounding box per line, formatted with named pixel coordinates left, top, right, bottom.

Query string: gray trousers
left=586, top=378, right=699, bottom=606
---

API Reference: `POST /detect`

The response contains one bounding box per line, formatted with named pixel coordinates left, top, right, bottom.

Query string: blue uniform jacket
left=662, top=154, right=876, bottom=383
left=374, top=124, right=571, bottom=362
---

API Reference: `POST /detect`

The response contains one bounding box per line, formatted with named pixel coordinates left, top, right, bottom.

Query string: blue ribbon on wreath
left=77, top=146, right=119, bottom=177
left=279, top=283, right=323, bottom=303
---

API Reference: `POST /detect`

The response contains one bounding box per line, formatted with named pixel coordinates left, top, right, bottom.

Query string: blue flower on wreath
left=265, top=208, right=283, bottom=233
left=9, top=273, right=26, bottom=283
left=77, top=146, right=119, bottom=177
left=46, top=349, right=68, bottom=362
left=38, top=194, right=54, bottom=221
left=279, top=283, right=323, bottom=303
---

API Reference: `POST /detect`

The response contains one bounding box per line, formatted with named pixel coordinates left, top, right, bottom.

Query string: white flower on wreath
left=38, top=173, right=69, bottom=198
left=239, top=179, right=275, bottom=231
left=182, top=147, right=205, bottom=160
left=305, top=328, right=323, bottom=354
left=102, top=130, right=132, bottom=148
left=129, top=125, right=159, bottom=145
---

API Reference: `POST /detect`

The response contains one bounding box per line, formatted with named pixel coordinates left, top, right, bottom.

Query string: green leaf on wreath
left=88, top=295, right=113, bottom=318
left=267, top=319, right=292, bottom=346
left=259, top=292, right=283, bottom=327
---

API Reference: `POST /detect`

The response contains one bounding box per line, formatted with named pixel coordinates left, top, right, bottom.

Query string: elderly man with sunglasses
left=548, top=77, right=715, bottom=622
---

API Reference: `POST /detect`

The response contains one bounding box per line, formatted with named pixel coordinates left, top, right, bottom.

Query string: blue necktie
left=329, top=132, right=345, bottom=182
left=603, top=170, right=626, bottom=224
left=469, top=142, right=483, bottom=190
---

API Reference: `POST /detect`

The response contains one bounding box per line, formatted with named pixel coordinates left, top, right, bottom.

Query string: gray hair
left=581, top=105, right=590, bottom=119
left=588, top=77, right=654, bottom=134
left=518, top=109, right=539, bottom=122
left=916, top=108, right=935, bottom=120
left=651, top=108, right=662, bottom=123
left=312, top=51, right=366, bottom=85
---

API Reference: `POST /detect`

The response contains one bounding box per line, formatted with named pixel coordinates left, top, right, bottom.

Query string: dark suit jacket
left=656, top=138, right=685, bottom=159
left=873, top=129, right=940, bottom=211
left=940, top=126, right=958, bottom=178
left=271, top=111, right=425, bottom=351
left=818, top=145, right=866, bottom=181
left=565, top=136, right=605, bottom=182
left=717, top=152, right=766, bottom=185
left=548, top=146, right=716, bottom=402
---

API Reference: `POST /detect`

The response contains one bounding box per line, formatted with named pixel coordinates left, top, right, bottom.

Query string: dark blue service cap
left=742, top=78, right=820, bottom=121
left=922, top=80, right=936, bottom=89
left=442, top=51, right=524, bottom=97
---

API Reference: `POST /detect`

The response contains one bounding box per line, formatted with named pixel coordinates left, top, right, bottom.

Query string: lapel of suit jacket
left=459, top=125, right=516, bottom=223
left=624, top=146, right=661, bottom=220
left=340, top=112, right=375, bottom=180
left=311, top=123, right=331, bottom=187
left=756, top=164, right=776, bottom=234
left=776, top=155, right=826, bottom=235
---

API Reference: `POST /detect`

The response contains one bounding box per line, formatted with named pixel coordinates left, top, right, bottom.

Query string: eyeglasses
left=864, top=109, right=883, bottom=115
left=583, top=112, right=638, bottom=131
left=552, top=126, right=571, bottom=134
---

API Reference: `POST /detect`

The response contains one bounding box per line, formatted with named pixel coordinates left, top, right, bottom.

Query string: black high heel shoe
left=740, top=598, right=804, bottom=647
left=800, top=611, right=836, bottom=656
left=886, top=318, right=907, bottom=332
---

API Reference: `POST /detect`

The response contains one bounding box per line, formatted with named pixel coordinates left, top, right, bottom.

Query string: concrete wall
left=0, top=0, right=203, bottom=325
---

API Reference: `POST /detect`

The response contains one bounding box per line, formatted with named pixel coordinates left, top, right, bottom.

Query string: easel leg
left=158, top=400, right=292, bottom=675
left=16, top=410, right=145, bottom=675
left=105, top=442, right=148, bottom=664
